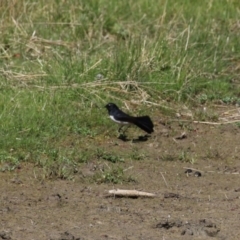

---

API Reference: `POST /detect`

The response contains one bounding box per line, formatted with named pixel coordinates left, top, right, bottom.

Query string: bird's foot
left=118, top=133, right=128, bottom=141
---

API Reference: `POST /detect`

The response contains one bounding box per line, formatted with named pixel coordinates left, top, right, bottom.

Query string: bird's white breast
left=109, top=115, right=129, bottom=125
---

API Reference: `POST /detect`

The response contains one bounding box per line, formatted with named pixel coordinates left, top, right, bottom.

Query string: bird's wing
left=114, top=110, right=134, bottom=123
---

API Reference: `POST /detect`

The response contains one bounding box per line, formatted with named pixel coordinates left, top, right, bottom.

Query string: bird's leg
left=118, top=125, right=124, bottom=133
left=121, top=125, right=130, bottom=135
left=118, top=125, right=130, bottom=134
left=118, top=125, right=130, bottom=140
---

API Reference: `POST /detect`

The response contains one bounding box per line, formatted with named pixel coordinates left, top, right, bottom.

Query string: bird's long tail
left=133, top=116, right=154, bottom=134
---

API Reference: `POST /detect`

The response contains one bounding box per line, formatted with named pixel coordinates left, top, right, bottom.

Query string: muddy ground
left=0, top=110, right=240, bottom=240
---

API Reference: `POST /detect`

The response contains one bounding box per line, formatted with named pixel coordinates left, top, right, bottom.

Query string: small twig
left=123, top=166, right=133, bottom=172
left=171, top=119, right=240, bottom=125
left=160, top=172, right=168, bottom=188
left=108, top=189, right=156, bottom=198
left=175, top=132, right=187, bottom=140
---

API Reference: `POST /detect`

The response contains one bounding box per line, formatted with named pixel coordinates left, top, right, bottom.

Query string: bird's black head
left=105, top=103, right=119, bottom=112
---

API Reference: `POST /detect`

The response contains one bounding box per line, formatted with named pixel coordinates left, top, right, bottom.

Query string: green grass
left=0, top=0, right=239, bottom=179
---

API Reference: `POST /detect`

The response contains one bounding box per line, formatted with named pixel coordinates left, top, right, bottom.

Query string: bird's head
left=105, top=103, right=118, bottom=111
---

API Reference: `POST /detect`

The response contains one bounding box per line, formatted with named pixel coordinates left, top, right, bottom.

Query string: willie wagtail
left=105, top=103, right=154, bottom=134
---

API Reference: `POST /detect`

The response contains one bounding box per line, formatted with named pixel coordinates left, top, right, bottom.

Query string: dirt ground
left=1, top=111, right=240, bottom=240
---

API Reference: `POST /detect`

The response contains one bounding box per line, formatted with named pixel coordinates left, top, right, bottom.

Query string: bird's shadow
left=118, top=134, right=151, bottom=143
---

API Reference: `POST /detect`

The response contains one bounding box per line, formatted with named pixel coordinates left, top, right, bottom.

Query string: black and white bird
left=105, top=103, right=154, bottom=134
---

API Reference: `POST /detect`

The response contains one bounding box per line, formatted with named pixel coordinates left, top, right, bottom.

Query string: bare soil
left=1, top=116, right=240, bottom=240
